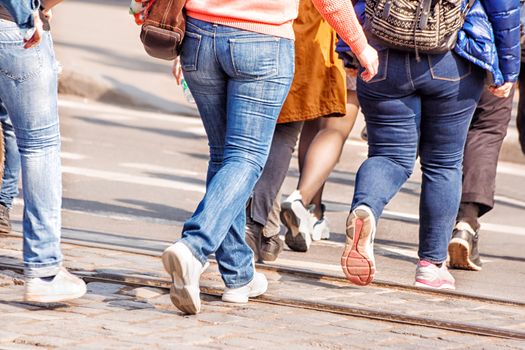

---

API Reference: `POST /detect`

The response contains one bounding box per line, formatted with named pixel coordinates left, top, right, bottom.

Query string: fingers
left=23, top=28, right=42, bottom=49
left=489, top=82, right=514, bottom=98
left=171, top=58, right=183, bottom=85
left=23, top=11, right=43, bottom=49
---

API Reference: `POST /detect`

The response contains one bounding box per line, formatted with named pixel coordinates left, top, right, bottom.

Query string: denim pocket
left=180, top=31, right=202, bottom=72
left=358, top=48, right=389, bottom=83
left=229, top=37, right=280, bottom=80
left=428, top=52, right=471, bottom=81
left=0, top=43, right=42, bottom=82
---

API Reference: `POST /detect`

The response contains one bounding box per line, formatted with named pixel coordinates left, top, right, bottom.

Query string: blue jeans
left=0, top=21, right=62, bottom=278
left=0, top=113, right=21, bottom=208
left=354, top=49, right=485, bottom=263
left=179, top=17, right=294, bottom=288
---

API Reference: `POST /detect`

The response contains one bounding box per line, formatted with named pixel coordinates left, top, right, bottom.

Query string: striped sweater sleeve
left=312, top=0, right=368, bottom=55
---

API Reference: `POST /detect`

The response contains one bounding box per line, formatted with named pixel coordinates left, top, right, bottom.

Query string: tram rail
left=2, top=233, right=525, bottom=341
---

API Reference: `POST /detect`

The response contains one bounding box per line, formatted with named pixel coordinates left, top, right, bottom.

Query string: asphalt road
left=9, top=96, right=525, bottom=303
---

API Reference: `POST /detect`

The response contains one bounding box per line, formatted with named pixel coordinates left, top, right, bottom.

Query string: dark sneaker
left=245, top=219, right=262, bottom=262
left=448, top=221, right=482, bottom=271
left=0, top=204, right=10, bottom=235
left=260, top=235, right=283, bottom=262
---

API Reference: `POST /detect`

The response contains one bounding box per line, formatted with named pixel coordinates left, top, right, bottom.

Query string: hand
left=172, top=57, right=183, bottom=85
left=355, top=44, right=379, bottom=82
left=345, top=67, right=358, bottom=78
left=23, top=11, right=44, bottom=49
left=489, top=82, right=514, bottom=98
left=42, top=8, right=53, bottom=21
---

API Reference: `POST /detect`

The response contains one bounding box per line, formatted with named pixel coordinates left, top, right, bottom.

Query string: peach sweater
left=185, top=0, right=368, bottom=55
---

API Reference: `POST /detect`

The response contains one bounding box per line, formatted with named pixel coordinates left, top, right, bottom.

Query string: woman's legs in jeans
left=353, top=50, right=484, bottom=266
left=0, top=27, right=62, bottom=278
left=180, top=18, right=294, bottom=288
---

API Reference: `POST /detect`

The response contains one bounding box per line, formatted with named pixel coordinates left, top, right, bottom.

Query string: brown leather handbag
left=140, top=0, right=186, bottom=61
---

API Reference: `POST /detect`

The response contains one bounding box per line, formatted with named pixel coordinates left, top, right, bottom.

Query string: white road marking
left=120, top=163, right=199, bottom=176
left=270, top=257, right=342, bottom=273
left=496, top=161, right=525, bottom=177
left=345, top=139, right=368, bottom=148
left=61, top=166, right=205, bottom=193
left=493, top=195, right=525, bottom=208
left=61, top=152, right=86, bottom=160
left=58, top=99, right=202, bottom=125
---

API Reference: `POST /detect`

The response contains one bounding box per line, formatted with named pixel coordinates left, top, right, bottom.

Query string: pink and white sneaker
left=341, top=205, right=376, bottom=286
left=414, top=260, right=455, bottom=290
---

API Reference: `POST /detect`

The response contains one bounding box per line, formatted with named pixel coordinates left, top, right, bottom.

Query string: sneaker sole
left=341, top=211, right=375, bottom=286
left=448, top=238, right=482, bottom=271
left=281, top=202, right=311, bottom=252
left=161, top=249, right=201, bottom=315
left=24, top=286, right=86, bottom=303
left=414, top=280, right=455, bottom=290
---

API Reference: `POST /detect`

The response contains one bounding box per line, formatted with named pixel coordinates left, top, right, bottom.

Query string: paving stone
left=86, top=282, right=124, bottom=296
left=119, top=286, right=165, bottom=299
left=0, top=331, right=19, bottom=344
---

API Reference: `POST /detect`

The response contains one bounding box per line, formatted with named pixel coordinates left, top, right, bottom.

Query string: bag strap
left=463, top=0, right=476, bottom=16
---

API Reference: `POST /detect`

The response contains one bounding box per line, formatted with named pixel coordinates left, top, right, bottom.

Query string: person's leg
left=0, top=115, right=21, bottom=235
left=298, top=91, right=360, bottom=214
left=249, top=121, right=303, bottom=228
left=0, top=29, right=62, bottom=278
left=416, top=53, right=485, bottom=271
left=0, top=116, right=21, bottom=210
left=343, top=49, right=419, bottom=286
left=448, top=86, right=514, bottom=270
left=517, top=62, right=525, bottom=154
left=174, top=18, right=294, bottom=289
left=246, top=121, right=303, bottom=262
left=0, top=23, right=85, bottom=302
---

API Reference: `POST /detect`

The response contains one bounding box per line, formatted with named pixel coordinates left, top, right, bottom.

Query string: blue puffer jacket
left=0, top=0, right=40, bottom=28
left=343, top=0, right=521, bottom=86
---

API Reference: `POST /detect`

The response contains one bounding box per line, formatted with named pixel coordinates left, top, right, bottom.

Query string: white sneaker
left=222, top=271, right=268, bottom=303
left=162, top=242, right=209, bottom=315
left=24, top=267, right=86, bottom=303
left=312, top=204, right=330, bottom=241
left=281, top=190, right=315, bottom=252
left=341, top=205, right=376, bottom=286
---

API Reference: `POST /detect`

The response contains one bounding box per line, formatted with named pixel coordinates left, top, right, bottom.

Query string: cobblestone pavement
left=1, top=235, right=524, bottom=350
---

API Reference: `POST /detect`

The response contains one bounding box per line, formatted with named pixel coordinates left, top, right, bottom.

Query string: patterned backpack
left=364, top=0, right=475, bottom=55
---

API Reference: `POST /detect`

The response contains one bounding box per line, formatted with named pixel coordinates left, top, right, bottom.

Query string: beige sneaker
left=222, top=271, right=268, bottom=303
left=162, top=242, right=209, bottom=315
left=24, top=267, right=86, bottom=303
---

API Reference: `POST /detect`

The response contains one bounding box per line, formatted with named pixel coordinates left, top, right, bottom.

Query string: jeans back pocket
left=0, top=26, right=43, bottom=83
left=180, top=31, right=202, bottom=72
left=428, top=52, right=471, bottom=81
left=229, top=37, right=280, bottom=80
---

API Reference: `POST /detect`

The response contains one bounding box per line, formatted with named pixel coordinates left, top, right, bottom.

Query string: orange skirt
left=278, top=0, right=347, bottom=124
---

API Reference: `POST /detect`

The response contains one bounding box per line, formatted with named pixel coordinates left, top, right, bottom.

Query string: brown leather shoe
left=245, top=219, right=262, bottom=262
left=0, top=204, right=10, bottom=235
left=260, top=235, right=283, bottom=262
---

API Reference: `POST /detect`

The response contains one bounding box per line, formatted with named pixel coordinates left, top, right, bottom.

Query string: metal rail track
left=49, top=233, right=525, bottom=307
left=2, top=235, right=525, bottom=340
left=1, top=261, right=524, bottom=341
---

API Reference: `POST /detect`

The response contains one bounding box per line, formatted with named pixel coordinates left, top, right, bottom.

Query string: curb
left=57, top=69, right=195, bottom=116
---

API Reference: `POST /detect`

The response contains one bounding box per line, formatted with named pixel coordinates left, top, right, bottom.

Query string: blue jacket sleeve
left=0, top=0, right=40, bottom=28
left=481, top=0, right=521, bottom=82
